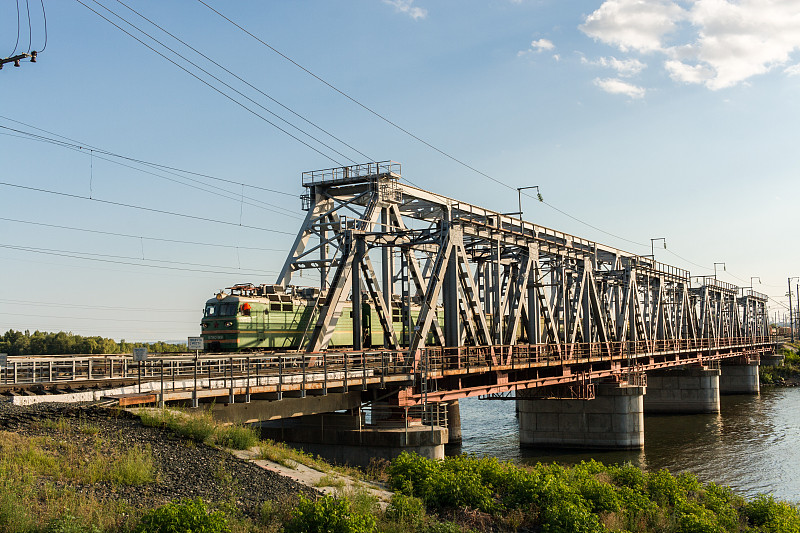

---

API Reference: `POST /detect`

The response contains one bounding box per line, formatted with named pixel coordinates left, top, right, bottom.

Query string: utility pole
left=789, top=277, right=799, bottom=342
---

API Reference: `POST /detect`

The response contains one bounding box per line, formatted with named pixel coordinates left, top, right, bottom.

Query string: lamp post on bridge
left=714, top=262, right=726, bottom=280
left=649, top=238, right=666, bottom=260
left=789, top=277, right=799, bottom=343
left=515, top=186, right=543, bottom=220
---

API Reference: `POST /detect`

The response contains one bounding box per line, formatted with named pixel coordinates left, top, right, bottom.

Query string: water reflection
left=456, top=388, right=800, bottom=502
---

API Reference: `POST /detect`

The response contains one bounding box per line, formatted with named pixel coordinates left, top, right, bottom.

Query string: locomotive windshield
left=204, top=302, right=238, bottom=317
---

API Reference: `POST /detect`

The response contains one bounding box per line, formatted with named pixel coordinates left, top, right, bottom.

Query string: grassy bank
left=761, top=343, right=800, bottom=385
left=4, top=406, right=800, bottom=533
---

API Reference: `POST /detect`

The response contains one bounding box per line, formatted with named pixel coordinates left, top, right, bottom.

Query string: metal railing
left=302, top=161, right=400, bottom=186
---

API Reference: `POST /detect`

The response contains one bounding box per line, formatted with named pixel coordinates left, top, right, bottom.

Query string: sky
left=1, top=0, right=799, bottom=342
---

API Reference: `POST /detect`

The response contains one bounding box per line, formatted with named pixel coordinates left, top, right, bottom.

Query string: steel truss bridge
left=0, top=162, right=775, bottom=411
left=274, top=161, right=774, bottom=404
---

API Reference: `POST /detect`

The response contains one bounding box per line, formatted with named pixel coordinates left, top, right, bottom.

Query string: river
left=455, top=387, right=800, bottom=502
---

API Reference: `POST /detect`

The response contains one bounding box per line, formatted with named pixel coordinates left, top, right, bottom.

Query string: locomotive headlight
left=225, top=321, right=233, bottom=327
left=202, top=323, right=209, bottom=329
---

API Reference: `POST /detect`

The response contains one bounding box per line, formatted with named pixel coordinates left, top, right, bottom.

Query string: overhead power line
left=0, top=216, right=286, bottom=252
left=0, top=125, right=301, bottom=219
left=75, top=0, right=346, bottom=166
left=0, top=115, right=297, bottom=197
left=0, top=180, right=296, bottom=235
left=113, top=0, right=373, bottom=164
left=0, top=242, right=280, bottom=277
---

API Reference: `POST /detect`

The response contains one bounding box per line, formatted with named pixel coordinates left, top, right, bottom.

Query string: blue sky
left=1, top=0, right=799, bottom=342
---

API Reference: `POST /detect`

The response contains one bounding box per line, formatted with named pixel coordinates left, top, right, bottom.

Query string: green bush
left=744, top=494, right=800, bottom=533
left=135, top=498, right=230, bottom=533
left=284, top=495, right=376, bottom=533
left=385, top=494, right=425, bottom=529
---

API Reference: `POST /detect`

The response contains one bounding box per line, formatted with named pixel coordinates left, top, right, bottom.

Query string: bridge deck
left=1, top=337, right=774, bottom=408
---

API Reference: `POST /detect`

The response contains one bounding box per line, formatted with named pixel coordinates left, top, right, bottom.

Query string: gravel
left=0, top=400, right=317, bottom=519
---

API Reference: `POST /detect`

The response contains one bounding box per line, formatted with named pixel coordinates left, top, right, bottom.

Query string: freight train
left=201, top=283, right=440, bottom=352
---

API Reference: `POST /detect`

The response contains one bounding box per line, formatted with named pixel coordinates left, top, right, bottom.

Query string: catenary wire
left=25, top=0, right=31, bottom=53
left=0, top=181, right=297, bottom=235
left=0, top=115, right=296, bottom=197
left=0, top=298, right=197, bottom=313
left=38, top=0, right=46, bottom=51
left=114, top=0, right=373, bottom=164
left=74, top=0, right=346, bottom=167
left=90, top=0, right=358, bottom=166
left=0, top=127, right=301, bottom=218
left=11, top=0, right=20, bottom=55
left=0, top=216, right=286, bottom=252
left=0, top=243, right=280, bottom=277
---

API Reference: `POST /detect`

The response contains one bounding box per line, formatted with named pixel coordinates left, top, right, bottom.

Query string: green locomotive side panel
left=202, top=292, right=448, bottom=352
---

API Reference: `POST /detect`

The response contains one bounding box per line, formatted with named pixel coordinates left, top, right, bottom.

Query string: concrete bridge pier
left=446, top=400, right=462, bottom=445
left=257, top=410, right=447, bottom=468
left=517, top=381, right=645, bottom=450
left=643, top=367, right=720, bottom=414
left=720, top=361, right=760, bottom=394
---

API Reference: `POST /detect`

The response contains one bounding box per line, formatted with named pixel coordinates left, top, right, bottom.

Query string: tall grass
left=139, top=408, right=259, bottom=450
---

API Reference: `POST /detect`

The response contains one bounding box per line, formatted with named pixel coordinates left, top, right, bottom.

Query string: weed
left=215, top=423, right=260, bottom=450
left=315, top=474, right=346, bottom=489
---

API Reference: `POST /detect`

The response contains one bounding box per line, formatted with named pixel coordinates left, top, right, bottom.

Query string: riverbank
left=761, top=343, right=800, bottom=386
left=2, top=402, right=800, bottom=533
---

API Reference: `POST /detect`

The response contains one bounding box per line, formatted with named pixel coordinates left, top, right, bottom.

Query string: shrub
left=540, top=499, right=605, bottom=533
left=284, top=495, right=376, bottom=533
left=135, top=498, right=230, bottom=533
left=744, top=494, right=800, bottom=533
left=384, top=493, right=425, bottom=529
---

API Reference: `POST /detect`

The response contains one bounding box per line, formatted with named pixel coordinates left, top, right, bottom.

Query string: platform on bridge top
left=302, top=161, right=401, bottom=187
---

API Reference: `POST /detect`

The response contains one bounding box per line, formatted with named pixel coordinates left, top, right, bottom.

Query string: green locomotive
left=201, top=283, right=439, bottom=352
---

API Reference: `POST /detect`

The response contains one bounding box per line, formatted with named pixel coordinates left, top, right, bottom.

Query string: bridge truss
left=277, top=161, right=769, bottom=364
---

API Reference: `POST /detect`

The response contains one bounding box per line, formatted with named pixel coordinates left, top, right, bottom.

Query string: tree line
left=0, top=329, right=187, bottom=356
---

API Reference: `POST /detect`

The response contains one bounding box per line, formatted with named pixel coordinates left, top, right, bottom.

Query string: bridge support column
left=446, top=400, right=462, bottom=445
left=258, top=411, right=446, bottom=468
left=517, top=382, right=645, bottom=450
left=720, top=361, right=760, bottom=394
left=643, top=367, right=720, bottom=414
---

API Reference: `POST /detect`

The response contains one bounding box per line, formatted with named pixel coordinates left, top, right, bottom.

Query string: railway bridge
left=1, top=161, right=780, bottom=464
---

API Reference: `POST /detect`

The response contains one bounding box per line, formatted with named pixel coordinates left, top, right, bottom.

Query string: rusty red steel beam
left=398, top=338, right=774, bottom=406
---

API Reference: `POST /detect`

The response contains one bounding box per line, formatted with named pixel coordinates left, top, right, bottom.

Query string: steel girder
left=277, top=162, right=769, bottom=355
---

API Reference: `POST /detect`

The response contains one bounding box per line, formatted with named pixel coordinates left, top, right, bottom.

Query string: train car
left=201, top=283, right=441, bottom=352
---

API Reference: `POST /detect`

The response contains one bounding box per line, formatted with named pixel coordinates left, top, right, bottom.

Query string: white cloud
left=518, top=38, right=556, bottom=57
left=786, top=63, right=800, bottom=76
left=580, top=0, right=800, bottom=91
left=582, top=56, right=646, bottom=76
left=530, top=38, right=555, bottom=51
left=593, top=77, right=646, bottom=98
left=384, top=0, right=427, bottom=20
left=581, top=0, right=687, bottom=52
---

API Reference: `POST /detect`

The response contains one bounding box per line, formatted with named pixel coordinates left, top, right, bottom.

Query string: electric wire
left=0, top=115, right=297, bottom=197
left=0, top=298, right=196, bottom=313
left=1, top=127, right=301, bottom=218
left=114, top=0, right=373, bottom=164
left=38, top=0, right=46, bottom=52
left=90, top=0, right=358, bottom=166
left=0, top=216, right=285, bottom=252
left=74, top=0, right=346, bottom=167
left=0, top=312, right=197, bottom=325
left=0, top=243, right=280, bottom=277
left=25, top=0, right=31, bottom=53
left=11, top=0, right=20, bottom=55
left=0, top=180, right=296, bottom=235
left=1, top=242, right=275, bottom=272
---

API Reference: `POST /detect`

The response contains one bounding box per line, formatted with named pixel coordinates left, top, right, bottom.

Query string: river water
left=455, top=387, right=800, bottom=502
